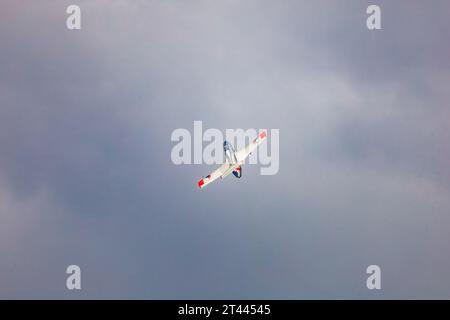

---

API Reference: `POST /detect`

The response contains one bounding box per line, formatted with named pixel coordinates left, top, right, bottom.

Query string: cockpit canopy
left=223, top=140, right=237, bottom=164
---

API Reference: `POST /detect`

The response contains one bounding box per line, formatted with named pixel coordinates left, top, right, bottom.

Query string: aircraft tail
left=233, top=166, right=242, bottom=178
left=220, top=163, right=241, bottom=179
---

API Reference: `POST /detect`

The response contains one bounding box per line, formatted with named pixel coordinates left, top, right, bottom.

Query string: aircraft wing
left=197, top=162, right=243, bottom=189
left=235, top=131, right=267, bottom=162
left=197, top=162, right=230, bottom=189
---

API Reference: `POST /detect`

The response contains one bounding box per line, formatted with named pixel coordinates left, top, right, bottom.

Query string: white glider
left=197, top=131, right=267, bottom=189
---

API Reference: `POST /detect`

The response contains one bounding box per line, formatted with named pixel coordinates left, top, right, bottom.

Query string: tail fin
left=232, top=166, right=242, bottom=178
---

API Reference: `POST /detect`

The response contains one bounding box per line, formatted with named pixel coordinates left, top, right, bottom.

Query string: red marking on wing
left=198, top=179, right=205, bottom=188
left=259, top=131, right=267, bottom=139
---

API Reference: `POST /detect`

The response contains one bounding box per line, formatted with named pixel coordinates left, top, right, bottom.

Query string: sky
left=0, top=0, right=450, bottom=299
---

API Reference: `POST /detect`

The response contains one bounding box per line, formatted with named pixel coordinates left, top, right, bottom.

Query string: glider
left=197, top=131, right=267, bottom=189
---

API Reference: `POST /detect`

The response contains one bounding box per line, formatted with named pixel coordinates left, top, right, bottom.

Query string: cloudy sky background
left=1, top=0, right=450, bottom=298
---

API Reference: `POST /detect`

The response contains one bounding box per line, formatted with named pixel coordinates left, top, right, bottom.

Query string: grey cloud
left=0, top=0, right=449, bottom=298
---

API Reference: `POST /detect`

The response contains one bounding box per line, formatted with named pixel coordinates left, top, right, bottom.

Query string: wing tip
left=197, top=179, right=205, bottom=188
left=259, top=131, right=267, bottom=139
